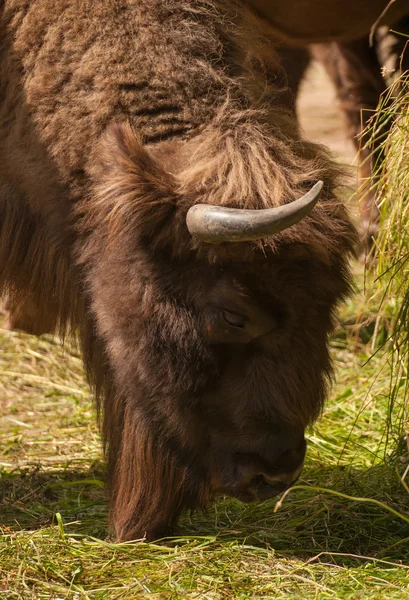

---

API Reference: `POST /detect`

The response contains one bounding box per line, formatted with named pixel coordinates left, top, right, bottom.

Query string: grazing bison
left=0, top=0, right=357, bottom=541
left=247, top=0, right=409, bottom=241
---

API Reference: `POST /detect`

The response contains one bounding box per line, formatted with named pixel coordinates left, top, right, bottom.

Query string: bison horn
left=186, top=181, right=323, bottom=243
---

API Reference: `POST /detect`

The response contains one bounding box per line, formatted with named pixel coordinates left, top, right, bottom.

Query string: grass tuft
left=363, top=72, right=409, bottom=452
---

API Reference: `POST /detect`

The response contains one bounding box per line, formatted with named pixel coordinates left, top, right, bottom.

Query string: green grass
left=1, top=269, right=409, bottom=598
left=353, top=71, right=409, bottom=469
left=370, top=74, right=409, bottom=446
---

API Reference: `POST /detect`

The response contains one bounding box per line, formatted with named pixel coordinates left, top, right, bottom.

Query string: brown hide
left=248, top=0, right=409, bottom=44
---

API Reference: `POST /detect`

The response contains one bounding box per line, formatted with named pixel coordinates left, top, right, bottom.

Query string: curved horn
left=186, top=181, right=323, bottom=243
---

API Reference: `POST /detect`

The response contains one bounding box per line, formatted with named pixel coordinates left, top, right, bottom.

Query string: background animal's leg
left=274, top=46, right=312, bottom=113
left=311, top=40, right=386, bottom=243
left=375, top=15, right=409, bottom=84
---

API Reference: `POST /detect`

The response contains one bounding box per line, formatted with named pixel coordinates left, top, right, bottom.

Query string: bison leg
left=311, top=40, right=386, bottom=246
left=375, top=15, right=409, bottom=85
left=2, top=294, right=55, bottom=336
left=0, top=186, right=71, bottom=337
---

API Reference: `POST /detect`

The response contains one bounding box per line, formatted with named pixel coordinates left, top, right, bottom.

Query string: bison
left=247, top=0, right=409, bottom=242
left=0, top=0, right=357, bottom=541
left=247, top=0, right=409, bottom=44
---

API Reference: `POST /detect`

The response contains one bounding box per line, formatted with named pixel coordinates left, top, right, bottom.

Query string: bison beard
left=108, top=403, right=211, bottom=540
left=0, top=0, right=357, bottom=540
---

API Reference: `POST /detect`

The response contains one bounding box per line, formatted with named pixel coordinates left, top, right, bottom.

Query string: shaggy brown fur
left=1, top=0, right=357, bottom=540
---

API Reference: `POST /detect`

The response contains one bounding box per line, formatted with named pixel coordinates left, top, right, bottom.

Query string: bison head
left=80, top=120, right=357, bottom=540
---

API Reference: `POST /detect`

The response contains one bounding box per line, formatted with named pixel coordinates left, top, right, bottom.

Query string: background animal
left=0, top=0, right=356, bottom=540
left=246, top=1, right=409, bottom=241
left=248, top=0, right=408, bottom=44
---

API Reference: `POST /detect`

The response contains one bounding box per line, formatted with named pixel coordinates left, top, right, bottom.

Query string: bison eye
left=222, top=309, right=246, bottom=329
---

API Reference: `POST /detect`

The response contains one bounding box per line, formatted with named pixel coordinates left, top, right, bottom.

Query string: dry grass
left=1, top=269, right=409, bottom=599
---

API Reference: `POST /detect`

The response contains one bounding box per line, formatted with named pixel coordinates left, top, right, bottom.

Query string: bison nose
left=232, top=439, right=306, bottom=502
left=248, top=474, right=290, bottom=501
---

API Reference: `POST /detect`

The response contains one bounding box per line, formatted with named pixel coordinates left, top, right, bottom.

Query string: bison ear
left=89, top=123, right=179, bottom=239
